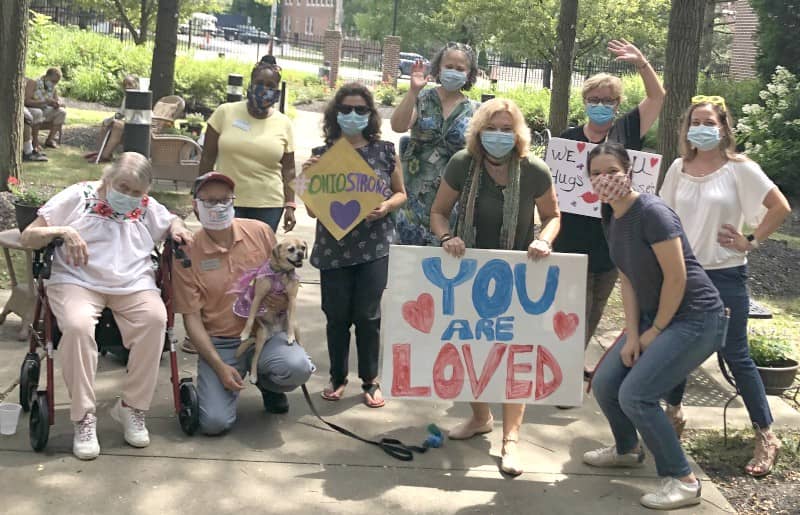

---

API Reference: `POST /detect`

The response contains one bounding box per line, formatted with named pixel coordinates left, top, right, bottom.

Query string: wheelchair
left=18, top=237, right=201, bottom=451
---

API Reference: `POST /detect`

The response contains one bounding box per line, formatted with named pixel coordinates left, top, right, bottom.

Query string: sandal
left=745, top=427, right=781, bottom=477
left=501, top=437, right=523, bottom=476
left=362, top=382, right=385, bottom=408
left=44, top=140, right=59, bottom=149
left=321, top=379, right=348, bottom=401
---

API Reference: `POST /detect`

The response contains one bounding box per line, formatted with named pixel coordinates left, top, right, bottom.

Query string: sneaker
left=640, top=477, right=701, bottom=510
left=110, top=399, right=150, bottom=447
left=583, top=445, right=646, bottom=468
left=262, top=390, right=289, bottom=414
left=181, top=336, right=198, bottom=354
left=73, top=413, right=100, bottom=460
left=22, top=151, right=48, bottom=162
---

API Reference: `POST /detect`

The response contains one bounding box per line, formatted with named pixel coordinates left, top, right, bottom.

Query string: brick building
left=731, top=0, right=759, bottom=79
left=280, top=0, right=336, bottom=38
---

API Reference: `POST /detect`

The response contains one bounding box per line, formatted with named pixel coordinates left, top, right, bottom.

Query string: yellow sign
left=291, top=138, right=388, bottom=240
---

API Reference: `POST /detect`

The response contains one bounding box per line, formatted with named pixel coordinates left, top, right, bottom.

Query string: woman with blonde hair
left=430, top=98, right=560, bottom=475
left=660, top=96, right=791, bottom=476
left=552, top=40, right=665, bottom=381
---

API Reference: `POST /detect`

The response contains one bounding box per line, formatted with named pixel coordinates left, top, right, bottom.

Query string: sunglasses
left=336, top=104, right=371, bottom=115
left=691, top=95, right=727, bottom=112
left=585, top=97, right=619, bottom=106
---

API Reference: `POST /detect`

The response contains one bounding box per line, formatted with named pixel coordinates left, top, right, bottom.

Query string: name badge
left=200, top=258, right=221, bottom=271
left=232, top=119, right=251, bottom=131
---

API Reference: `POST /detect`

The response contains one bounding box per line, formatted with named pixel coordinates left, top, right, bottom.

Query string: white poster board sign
left=382, top=246, right=587, bottom=406
left=544, top=137, right=662, bottom=218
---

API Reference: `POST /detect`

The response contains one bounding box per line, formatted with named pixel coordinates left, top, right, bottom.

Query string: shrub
left=698, top=76, right=762, bottom=121
left=737, top=66, right=800, bottom=196
left=374, top=83, right=398, bottom=106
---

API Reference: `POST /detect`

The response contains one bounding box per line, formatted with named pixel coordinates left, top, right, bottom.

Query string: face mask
left=586, top=104, right=616, bottom=125
left=480, top=131, right=516, bottom=159
left=337, top=112, right=369, bottom=136
left=440, top=69, right=467, bottom=91
left=106, top=186, right=142, bottom=214
left=687, top=125, right=722, bottom=151
left=247, top=84, right=281, bottom=114
left=196, top=203, right=234, bottom=230
left=590, top=173, right=632, bottom=203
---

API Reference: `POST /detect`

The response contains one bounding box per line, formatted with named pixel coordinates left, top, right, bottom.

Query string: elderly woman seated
left=20, top=152, right=193, bottom=461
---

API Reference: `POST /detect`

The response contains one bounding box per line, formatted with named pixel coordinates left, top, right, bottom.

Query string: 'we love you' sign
left=544, top=137, right=662, bottom=218
left=382, top=246, right=588, bottom=406
left=291, top=138, right=388, bottom=240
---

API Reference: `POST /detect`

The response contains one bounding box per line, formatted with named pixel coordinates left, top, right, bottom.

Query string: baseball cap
left=192, top=172, right=235, bottom=198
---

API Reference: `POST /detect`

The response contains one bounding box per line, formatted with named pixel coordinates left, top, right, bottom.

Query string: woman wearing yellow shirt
left=200, top=61, right=296, bottom=233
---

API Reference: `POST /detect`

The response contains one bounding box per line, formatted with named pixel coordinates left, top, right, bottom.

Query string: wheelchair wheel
left=19, top=353, right=41, bottom=413
left=30, top=392, right=50, bottom=452
left=178, top=380, right=200, bottom=436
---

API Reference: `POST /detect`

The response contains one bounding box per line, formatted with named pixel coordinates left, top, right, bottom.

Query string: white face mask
left=196, top=203, right=234, bottom=230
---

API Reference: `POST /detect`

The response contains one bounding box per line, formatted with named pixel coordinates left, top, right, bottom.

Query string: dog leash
left=300, top=384, right=439, bottom=461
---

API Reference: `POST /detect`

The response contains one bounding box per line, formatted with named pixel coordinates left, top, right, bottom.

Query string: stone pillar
left=382, top=35, right=401, bottom=86
left=323, top=29, right=343, bottom=87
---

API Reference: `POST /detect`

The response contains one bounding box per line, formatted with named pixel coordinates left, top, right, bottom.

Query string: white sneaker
left=73, top=413, right=100, bottom=460
left=110, top=399, right=150, bottom=448
left=640, top=477, right=701, bottom=510
left=583, top=445, right=645, bottom=468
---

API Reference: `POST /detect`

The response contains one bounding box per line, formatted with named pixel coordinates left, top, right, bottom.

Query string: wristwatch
left=746, top=234, right=760, bottom=250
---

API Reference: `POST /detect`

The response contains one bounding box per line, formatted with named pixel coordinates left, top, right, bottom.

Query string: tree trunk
left=656, top=0, right=707, bottom=191
left=698, top=0, right=716, bottom=76
left=0, top=0, right=30, bottom=188
left=151, top=0, right=179, bottom=102
left=548, top=0, right=578, bottom=137
left=138, top=0, right=152, bottom=45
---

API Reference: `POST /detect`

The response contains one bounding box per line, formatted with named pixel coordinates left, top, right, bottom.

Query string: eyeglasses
left=197, top=196, right=235, bottom=208
left=585, top=97, right=619, bottom=106
left=336, top=104, right=371, bottom=115
left=691, top=95, right=727, bottom=112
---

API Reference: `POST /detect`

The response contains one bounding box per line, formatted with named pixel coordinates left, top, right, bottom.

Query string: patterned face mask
left=589, top=172, right=632, bottom=203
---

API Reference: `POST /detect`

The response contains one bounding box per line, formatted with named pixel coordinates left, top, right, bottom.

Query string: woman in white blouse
left=659, top=96, right=791, bottom=477
left=20, top=152, right=193, bottom=461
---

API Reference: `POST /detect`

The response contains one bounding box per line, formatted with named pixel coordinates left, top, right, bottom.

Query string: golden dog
left=236, top=237, right=307, bottom=384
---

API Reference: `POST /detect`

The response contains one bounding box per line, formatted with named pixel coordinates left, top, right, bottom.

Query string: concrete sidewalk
left=1, top=111, right=798, bottom=514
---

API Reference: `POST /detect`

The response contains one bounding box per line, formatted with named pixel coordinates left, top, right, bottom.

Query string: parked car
left=398, top=52, right=430, bottom=77
left=237, top=25, right=274, bottom=44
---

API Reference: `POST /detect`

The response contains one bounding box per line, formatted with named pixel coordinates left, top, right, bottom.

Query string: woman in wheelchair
left=20, top=152, right=193, bottom=460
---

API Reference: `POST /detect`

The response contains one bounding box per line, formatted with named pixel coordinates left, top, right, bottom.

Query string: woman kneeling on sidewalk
left=581, top=143, right=728, bottom=510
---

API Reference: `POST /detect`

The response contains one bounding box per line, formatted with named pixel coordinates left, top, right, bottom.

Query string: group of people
left=22, top=67, right=67, bottom=163
left=20, top=38, right=791, bottom=511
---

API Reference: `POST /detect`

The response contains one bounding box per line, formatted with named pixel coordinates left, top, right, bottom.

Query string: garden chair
left=150, top=133, right=202, bottom=188
left=152, top=95, right=185, bottom=131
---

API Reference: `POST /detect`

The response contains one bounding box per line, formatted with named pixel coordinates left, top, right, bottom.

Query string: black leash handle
left=301, top=385, right=427, bottom=461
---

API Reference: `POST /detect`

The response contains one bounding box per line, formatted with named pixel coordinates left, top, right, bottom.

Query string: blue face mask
left=337, top=111, right=370, bottom=136
left=106, top=186, right=142, bottom=214
left=440, top=69, right=467, bottom=92
left=247, top=84, right=281, bottom=114
left=586, top=104, right=616, bottom=125
left=480, top=130, right=516, bottom=159
left=687, top=125, right=722, bottom=151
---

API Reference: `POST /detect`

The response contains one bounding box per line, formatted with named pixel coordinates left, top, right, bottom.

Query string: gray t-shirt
left=605, top=194, right=722, bottom=319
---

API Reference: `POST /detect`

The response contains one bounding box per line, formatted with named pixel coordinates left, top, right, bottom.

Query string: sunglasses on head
left=336, top=104, right=371, bottom=115
left=691, top=95, right=727, bottom=113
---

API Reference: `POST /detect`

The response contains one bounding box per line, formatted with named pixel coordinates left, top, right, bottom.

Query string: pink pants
left=47, top=283, right=166, bottom=421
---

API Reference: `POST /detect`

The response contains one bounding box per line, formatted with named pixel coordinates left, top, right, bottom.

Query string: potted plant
left=749, top=327, right=799, bottom=395
left=180, top=113, right=205, bottom=139
left=7, top=177, right=55, bottom=232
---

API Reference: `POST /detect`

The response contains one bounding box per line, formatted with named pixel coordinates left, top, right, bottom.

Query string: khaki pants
left=47, top=283, right=166, bottom=421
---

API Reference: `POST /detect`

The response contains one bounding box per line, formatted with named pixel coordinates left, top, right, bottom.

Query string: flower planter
left=756, top=358, right=799, bottom=395
left=13, top=202, right=41, bottom=233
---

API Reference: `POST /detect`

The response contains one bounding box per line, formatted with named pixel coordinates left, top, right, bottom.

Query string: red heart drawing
left=402, top=293, right=434, bottom=334
left=553, top=311, right=580, bottom=341
left=576, top=142, right=587, bottom=153
left=650, top=157, right=660, bottom=169
left=581, top=191, right=599, bottom=203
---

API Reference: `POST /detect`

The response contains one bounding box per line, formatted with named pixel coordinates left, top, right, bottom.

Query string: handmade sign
left=544, top=137, right=661, bottom=218
left=291, top=138, right=389, bottom=240
left=382, top=246, right=587, bottom=406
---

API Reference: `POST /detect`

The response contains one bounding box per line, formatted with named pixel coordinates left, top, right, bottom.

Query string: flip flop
left=44, top=141, right=59, bottom=149
left=321, top=379, right=348, bottom=401
left=362, top=382, right=385, bottom=408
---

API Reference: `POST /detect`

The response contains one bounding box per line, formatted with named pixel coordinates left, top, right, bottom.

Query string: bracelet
left=439, top=234, right=453, bottom=244
left=284, top=201, right=297, bottom=209
left=535, top=238, right=551, bottom=249
left=652, top=322, right=664, bottom=333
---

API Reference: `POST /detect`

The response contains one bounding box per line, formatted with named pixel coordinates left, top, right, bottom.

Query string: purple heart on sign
left=330, top=200, right=361, bottom=229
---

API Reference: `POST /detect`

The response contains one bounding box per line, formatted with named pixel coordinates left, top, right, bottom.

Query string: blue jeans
left=593, top=309, right=728, bottom=478
left=665, top=266, right=773, bottom=428
left=235, top=206, right=284, bottom=233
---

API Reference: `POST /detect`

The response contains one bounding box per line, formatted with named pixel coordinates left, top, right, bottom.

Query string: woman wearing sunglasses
left=552, top=39, right=665, bottom=383
left=659, top=96, right=791, bottom=476
left=303, top=83, right=407, bottom=408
